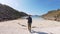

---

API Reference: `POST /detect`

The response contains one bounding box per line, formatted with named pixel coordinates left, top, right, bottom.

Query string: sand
left=0, top=19, right=60, bottom=34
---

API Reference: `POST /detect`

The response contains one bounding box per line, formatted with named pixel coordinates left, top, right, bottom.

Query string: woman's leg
left=28, top=23, right=31, bottom=32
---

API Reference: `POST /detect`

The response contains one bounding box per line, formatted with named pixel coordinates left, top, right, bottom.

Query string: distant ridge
left=42, top=9, right=60, bottom=21
left=0, top=4, right=28, bottom=21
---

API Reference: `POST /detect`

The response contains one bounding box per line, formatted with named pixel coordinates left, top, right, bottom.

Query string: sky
left=0, top=0, right=60, bottom=15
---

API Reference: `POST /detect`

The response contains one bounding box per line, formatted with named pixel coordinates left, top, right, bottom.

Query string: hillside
left=42, top=9, right=60, bottom=21
left=0, top=4, right=28, bottom=21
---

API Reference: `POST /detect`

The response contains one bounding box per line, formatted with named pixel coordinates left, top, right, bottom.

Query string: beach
left=0, top=18, right=60, bottom=34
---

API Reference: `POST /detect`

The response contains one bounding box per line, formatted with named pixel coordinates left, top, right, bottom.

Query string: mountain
left=42, top=9, right=60, bottom=21
left=0, top=4, right=28, bottom=21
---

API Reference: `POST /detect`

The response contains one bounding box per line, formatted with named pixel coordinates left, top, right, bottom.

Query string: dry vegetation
left=42, top=9, right=60, bottom=21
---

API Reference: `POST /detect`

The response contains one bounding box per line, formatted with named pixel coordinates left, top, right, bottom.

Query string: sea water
left=31, top=16, right=44, bottom=20
left=21, top=16, right=44, bottom=21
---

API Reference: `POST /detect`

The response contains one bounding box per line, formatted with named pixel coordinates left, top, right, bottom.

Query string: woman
left=27, top=15, right=32, bottom=32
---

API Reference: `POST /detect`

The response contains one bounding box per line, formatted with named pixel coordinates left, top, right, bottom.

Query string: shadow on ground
left=18, top=23, right=26, bottom=27
left=31, top=30, right=48, bottom=34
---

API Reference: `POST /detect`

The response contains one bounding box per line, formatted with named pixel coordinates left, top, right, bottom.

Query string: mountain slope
left=42, top=9, right=60, bottom=21
left=0, top=4, right=28, bottom=21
